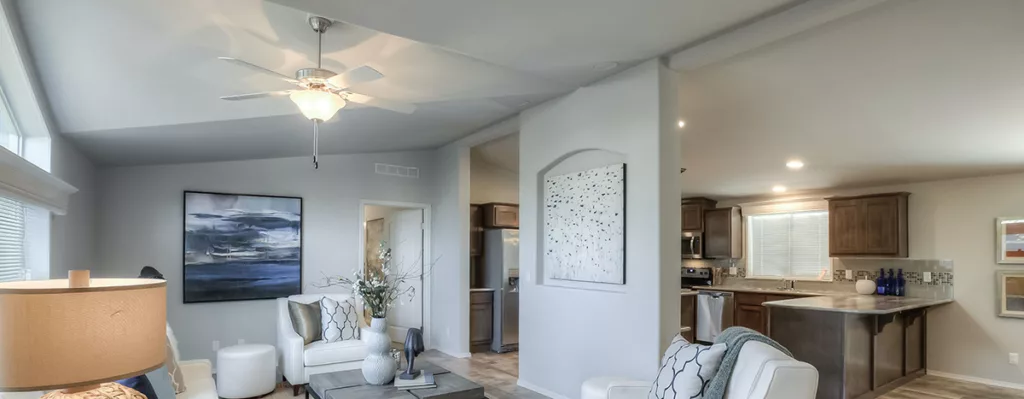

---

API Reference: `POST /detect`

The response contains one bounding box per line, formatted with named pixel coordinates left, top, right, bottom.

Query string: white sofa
left=582, top=341, right=818, bottom=399
left=278, top=294, right=369, bottom=395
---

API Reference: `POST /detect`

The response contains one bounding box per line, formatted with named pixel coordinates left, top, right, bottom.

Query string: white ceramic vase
left=361, top=317, right=397, bottom=385
left=855, top=278, right=877, bottom=295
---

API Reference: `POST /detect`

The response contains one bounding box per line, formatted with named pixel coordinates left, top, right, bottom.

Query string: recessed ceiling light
left=786, top=160, right=804, bottom=169
left=593, top=62, right=619, bottom=71
left=677, top=120, right=686, bottom=128
left=772, top=185, right=787, bottom=193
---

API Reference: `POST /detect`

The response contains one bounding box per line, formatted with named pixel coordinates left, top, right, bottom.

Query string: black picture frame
left=182, top=190, right=303, bottom=303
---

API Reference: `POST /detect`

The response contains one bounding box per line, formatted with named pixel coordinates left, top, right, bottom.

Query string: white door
left=386, top=209, right=424, bottom=342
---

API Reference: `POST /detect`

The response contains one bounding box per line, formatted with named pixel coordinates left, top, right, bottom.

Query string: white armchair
left=582, top=341, right=818, bottom=399
left=278, top=294, right=368, bottom=395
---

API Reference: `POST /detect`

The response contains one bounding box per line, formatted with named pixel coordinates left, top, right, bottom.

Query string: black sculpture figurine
left=399, top=328, right=425, bottom=380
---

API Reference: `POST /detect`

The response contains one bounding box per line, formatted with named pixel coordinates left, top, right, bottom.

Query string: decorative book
left=394, top=371, right=436, bottom=390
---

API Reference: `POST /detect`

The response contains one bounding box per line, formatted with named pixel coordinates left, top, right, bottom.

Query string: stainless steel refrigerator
left=483, top=229, right=519, bottom=353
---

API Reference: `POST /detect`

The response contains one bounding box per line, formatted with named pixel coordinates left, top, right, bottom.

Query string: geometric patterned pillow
left=648, top=335, right=727, bottom=399
left=320, top=296, right=360, bottom=342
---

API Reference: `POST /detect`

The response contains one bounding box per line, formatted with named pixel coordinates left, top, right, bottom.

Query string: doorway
left=359, top=201, right=431, bottom=345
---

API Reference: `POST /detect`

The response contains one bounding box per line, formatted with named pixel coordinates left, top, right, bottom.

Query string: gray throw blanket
left=703, top=327, right=793, bottom=399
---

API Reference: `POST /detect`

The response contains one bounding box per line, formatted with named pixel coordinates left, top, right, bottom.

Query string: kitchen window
left=746, top=210, right=831, bottom=280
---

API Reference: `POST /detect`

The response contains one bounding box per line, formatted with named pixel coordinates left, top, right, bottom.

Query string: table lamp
left=0, top=270, right=166, bottom=399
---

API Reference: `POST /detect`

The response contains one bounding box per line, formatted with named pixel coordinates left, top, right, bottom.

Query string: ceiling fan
left=219, top=16, right=416, bottom=169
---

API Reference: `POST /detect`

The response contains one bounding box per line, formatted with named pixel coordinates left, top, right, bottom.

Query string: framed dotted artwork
left=543, top=163, right=626, bottom=284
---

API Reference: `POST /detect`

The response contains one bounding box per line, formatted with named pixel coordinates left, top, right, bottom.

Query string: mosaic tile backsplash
left=682, top=258, right=954, bottom=299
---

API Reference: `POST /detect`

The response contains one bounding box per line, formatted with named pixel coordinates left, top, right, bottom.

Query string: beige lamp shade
left=0, top=273, right=167, bottom=391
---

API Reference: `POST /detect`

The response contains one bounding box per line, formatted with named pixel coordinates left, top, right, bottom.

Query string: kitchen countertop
left=469, top=288, right=496, bottom=292
left=680, top=290, right=699, bottom=297
left=694, top=286, right=833, bottom=297
left=763, top=295, right=953, bottom=314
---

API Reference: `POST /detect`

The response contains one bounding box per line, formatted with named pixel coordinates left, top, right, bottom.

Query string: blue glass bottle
left=876, top=268, right=887, bottom=295
left=887, top=269, right=896, bottom=296
left=896, top=269, right=906, bottom=297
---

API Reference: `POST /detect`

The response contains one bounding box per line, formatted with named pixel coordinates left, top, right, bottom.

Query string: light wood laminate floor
left=878, top=375, right=1024, bottom=399
left=267, top=353, right=1023, bottom=399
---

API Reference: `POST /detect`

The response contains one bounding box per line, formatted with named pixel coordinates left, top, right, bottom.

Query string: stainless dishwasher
left=696, top=290, right=734, bottom=343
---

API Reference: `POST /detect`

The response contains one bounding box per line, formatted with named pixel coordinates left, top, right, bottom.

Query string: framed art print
left=996, top=217, right=1024, bottom=264
left=183, top=191, right=302, bottom=303
left=998, top=271, right=1024, bottom=318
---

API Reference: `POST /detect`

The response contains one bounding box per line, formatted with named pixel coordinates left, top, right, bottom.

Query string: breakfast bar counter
left=764, top=296, right=952, bottom=399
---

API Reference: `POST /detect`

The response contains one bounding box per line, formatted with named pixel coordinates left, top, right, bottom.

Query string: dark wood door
left=703, top=208, right=731, bottom=258
left=735, top=304, right=766, bottom=334
left=681, top=204, right=703, bottom=232
left=829, top=199, right=863, bottom=255
left=470, top=204, right=482, bottom=256
left=862, top=196, right=900, bottom=254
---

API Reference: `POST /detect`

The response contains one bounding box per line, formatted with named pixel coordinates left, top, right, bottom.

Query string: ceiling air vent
left=375, top=163, right=420, bottom=178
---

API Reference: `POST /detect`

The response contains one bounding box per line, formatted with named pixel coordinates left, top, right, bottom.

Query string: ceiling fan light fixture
left=290, top=90, right=346, bottom=121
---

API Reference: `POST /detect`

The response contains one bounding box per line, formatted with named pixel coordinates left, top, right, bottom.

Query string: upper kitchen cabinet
left=825, top=192, right=909, bottom=257
left=704, top=207, right=742, bottom=259
left=680, top=197, right=717, bottom=233
left=481, top=203, right=519, bottom=229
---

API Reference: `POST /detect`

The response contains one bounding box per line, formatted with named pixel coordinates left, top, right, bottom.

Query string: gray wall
left=50, top=134, right=97, bottom=279
left=429, top=143, right=471, bottom=356
left=95, top=151, right=437, bottom=362
left=517, top=59, right=681, bottom=398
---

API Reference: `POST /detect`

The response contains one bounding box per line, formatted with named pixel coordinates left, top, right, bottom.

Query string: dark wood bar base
left=768, top=307, right=928, bottom=399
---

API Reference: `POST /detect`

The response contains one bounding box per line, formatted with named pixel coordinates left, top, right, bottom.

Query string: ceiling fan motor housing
left=296, top=68, right=337, bottom=87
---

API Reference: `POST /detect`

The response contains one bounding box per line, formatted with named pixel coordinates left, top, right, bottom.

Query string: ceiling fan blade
left=218, top=57, right=300, bottom=85
left=345, top=92, right=416, bottom=114
left=327, top=66, right=384, bottom=90
left=220, top=90, right=294, bottom=101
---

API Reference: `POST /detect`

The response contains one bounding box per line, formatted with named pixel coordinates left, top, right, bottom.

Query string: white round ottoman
left=217, top=344, right=277, bottom=398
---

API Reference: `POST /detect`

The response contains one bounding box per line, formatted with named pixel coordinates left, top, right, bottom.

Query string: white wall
left=95, top=151, right=437, bottom=362
left=49, top=134, right=96, bottom=278
left=470, top=154, right=518, bottom=204
left=517, top=59, right=681, bottom=398
left=429, top=143, right=471, bottom=356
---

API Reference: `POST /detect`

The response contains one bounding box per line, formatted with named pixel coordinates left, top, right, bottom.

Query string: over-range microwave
left=681, top=232, right=702, bottom=259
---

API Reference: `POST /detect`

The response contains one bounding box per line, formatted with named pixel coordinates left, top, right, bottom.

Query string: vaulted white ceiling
left=15, top=0, right=794, bottom=165
left=678, top=0, right=1024, bottom=199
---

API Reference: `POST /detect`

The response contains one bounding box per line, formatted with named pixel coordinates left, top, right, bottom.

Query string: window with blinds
left=0, top=196, right=25, bottom=282
left=747, top=210, right=831, bottom=279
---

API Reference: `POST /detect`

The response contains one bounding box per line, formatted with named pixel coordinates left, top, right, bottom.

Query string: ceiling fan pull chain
left=312, top=120, right=320, bottom=169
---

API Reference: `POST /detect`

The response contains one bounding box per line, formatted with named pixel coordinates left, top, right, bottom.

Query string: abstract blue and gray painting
left=184, top=192, right=302, bottom=303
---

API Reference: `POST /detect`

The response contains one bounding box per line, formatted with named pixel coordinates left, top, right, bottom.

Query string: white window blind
left=747, top=210, right=830, bottom=279
left=0, top=196, right=25, bottom=282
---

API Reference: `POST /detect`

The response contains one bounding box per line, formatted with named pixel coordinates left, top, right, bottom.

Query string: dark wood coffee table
left=308, top=361, right=484, bottom=399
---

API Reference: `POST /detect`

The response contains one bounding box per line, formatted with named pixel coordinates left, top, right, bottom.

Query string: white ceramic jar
left=855, top=278, right=877, bottom=295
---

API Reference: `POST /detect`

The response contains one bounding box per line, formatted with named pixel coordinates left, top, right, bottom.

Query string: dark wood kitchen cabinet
left=469, top=290, right=494, bottom=353
left=680, top=197, right=717, bottom=233
left=481, top=203, right=519, bottom=229
left=735, top=304, right=766, bottom=334
left=734, top=292, right=807, bottom=335
left=470, top=204, right=483, bottom=256
left=704, top=207, right=742, bottom=259
left=680, top=295, right=696, bottom=342
left=826, top=192, right=909, bottom=257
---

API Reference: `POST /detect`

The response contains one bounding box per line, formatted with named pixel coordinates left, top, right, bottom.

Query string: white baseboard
left=926, top=370, right=1024, bottom=391
left=517, top=379, right=571, bottom=399
left=434, top=348, right=471, bottom=358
